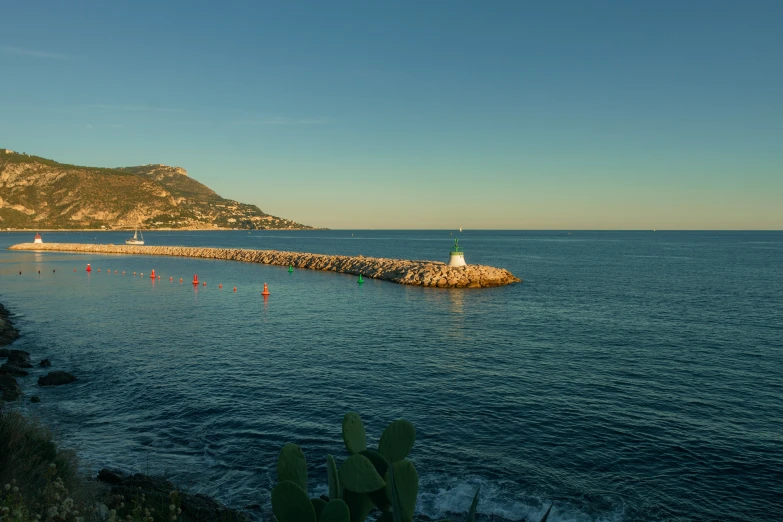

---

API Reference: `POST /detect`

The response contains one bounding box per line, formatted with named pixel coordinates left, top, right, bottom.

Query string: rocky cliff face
left=0, top=150, right=311, bottom=230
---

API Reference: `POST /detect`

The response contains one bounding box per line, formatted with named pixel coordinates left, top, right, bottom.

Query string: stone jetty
left=9, top=243, right=521, bottom=288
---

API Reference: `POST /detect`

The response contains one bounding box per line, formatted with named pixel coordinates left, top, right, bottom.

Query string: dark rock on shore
left=97, top=469, right=250, bottom=522
left=0, top=362, right=28, bottom=377
left=5, top=349, right=32, bottom=368
left=39, top=358, right=52, bottom=367
left=0, top=374, right=22, bottom=401
left=38, top=371, right=76, bottom=386
left=0, top=304, right=20, bottom=346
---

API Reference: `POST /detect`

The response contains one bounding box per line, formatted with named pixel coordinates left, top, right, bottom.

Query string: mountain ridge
left=0, top=148, right=311, bottom=230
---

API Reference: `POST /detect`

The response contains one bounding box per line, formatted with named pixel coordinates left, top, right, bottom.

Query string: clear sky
left=1, top=1, right=781, bottom=229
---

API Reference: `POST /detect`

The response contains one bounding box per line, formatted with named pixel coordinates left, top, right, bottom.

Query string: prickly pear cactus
left=360, top=450, right=391, bottom=511
left=311, top=497, right=327, bottom=519
left=319, top=499, right=351, bottom=522
left=327, top=454, right=341, bottom=500
left=342, top=489, right=375, bottom=522
left=359, top=449, right=389, bottom=479
left=277, top=443, right=308, bottom=494
left=378, top=419, right=416, bottom=463
left=342, top=412, right=367, bottom=454
left=271, top=480, right=315, bottom=522
left=339, top=453, right=386, bottom=493
left=466, top=488, right=479, bottom=522
left=386, top=459, right=418, bottom=522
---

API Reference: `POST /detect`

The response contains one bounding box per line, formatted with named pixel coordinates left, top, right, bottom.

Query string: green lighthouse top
left=451, top=238, right=463, bottom=254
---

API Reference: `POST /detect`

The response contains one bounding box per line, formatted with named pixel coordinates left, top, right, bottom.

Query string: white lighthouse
left=33, top=232, right=43, bottom=244
left=447, top=238, right=466, bottom=267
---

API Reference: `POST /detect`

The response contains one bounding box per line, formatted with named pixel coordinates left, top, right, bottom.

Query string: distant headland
left=0, top=148, right=313, bottom=231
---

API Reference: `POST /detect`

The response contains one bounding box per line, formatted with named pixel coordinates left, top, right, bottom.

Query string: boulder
left=30, top=395, right=41, bottom=403
left=39, top=359, right=52, bottom=368
left=0, top=375, right=22, bottom=401
left=38, top=371, right=76, bottom=386
left=0, top=362, right=28, bottom=377
left=97, top=469, right=250, bottom=522
left=7, top=350, right=32, bottom=368
left=0, top=306, right=20, bottom=346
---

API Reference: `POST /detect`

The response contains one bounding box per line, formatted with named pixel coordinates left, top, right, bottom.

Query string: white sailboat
left=126, top=228, right=144, bottom=245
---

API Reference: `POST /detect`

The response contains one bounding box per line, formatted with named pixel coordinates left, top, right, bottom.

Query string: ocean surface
left=1, top=230, right=781, bottom=521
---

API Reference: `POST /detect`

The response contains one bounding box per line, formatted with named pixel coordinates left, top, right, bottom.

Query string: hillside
left=0, top=148, right=311, bottom=230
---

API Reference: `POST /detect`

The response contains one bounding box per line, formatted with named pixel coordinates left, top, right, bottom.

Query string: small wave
left=416, top=475, right=623, bottom=522
left=623, top=255, right=692, bottom=260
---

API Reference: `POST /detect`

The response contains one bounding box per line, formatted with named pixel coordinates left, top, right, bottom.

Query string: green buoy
left=288, top=265, right=293, bottom=273
left=357, top=273, right=364, bottom=284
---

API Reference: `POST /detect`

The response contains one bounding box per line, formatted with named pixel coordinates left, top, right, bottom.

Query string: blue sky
left=1, top=1, right=781, bottom=229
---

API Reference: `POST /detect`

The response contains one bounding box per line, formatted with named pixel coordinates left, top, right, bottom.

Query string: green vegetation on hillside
left=0, top=148, right=312, bottom=230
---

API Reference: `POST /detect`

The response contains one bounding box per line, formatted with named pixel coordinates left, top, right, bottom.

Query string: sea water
left=0, top=230, right=780, bottom=521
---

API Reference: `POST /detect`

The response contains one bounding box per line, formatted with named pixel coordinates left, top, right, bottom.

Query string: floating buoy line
left=14, top=261, right=381, bottom=303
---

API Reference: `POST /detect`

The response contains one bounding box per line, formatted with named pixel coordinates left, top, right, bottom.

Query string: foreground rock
left=38, top=371, right=76, bottom=386
left=10, top=243, right=522, bottom=288
left=0, top=374, right=22, bottom=401
left=97, top=469, right=249, bottom=522
left=3, top=349, right=32, bottom=368
left=0, top=362, right=28, bottom=377
left=0, top=304, right=20, bottom=345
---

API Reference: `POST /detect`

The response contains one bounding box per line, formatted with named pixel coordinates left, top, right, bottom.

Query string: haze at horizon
left=0, top=1, right=781, bottom=230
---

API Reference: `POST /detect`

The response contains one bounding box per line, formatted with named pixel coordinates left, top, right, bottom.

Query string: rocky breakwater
left=10, top=243, right=522, bottom=288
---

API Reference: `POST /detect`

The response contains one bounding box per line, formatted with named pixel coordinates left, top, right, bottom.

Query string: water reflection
left=447, top=288, right=465, bottom=315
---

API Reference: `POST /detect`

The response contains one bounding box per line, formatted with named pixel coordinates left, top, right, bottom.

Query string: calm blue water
left=1, top=230, right=781, bottom=521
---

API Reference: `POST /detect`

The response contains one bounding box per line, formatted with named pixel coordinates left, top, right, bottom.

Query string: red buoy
left=192, top=274, right=199, bottom=285
left=202, top=281, right=206, bottom=286
left=233, top=287, right=237, bottom=292
left=179, top=278, right=183, bottom=283
left=170, top=276, right=173, bottom=282
left=219, top=284, right=223, bottom=289
left=86, top=264, right=92, bottom=273
left=150, top=269, right=156, bottom=279
left=261, top=283, right=270, bottom=296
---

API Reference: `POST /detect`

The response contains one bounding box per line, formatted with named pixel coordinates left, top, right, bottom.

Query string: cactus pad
left=277, top=443, right=308, bottom=494
left=378, top=419, right=416, bottom=463
left=319, top=499, right=351, bottom=522
left=339, top=453, right=386, bottom=493
left=271, top=480, right=316, bottom=522
left=342, top=412, right=367, bottom=454
left=327, top=454, right=341, bottom=501
left=386, top=460, right=418, bottom=522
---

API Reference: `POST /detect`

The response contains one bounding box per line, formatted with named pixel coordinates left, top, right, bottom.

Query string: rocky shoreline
left=0, top=301, right=251, bottom=521
left=9, top=243, right=521, bottom=288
